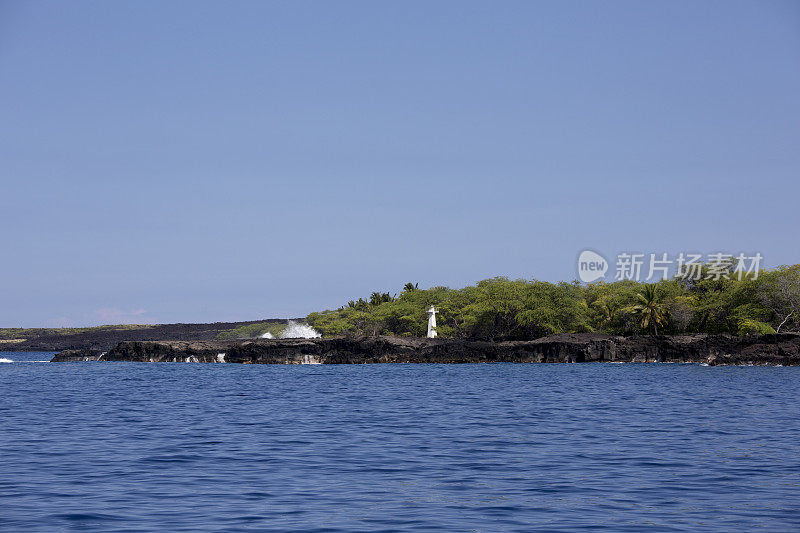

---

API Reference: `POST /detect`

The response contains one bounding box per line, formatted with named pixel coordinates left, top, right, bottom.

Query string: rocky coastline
left=0, top=319, right=299, bottom=352
left=50, top=333, right=800, bottom=365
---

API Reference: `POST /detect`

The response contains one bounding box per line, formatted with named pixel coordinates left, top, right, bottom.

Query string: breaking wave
left=0, top=358, right=13, bottom=363
left=278, top=321, right=321, bottom=339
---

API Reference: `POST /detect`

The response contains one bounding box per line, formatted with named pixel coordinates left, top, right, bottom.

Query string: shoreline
left=0, top=319, right=300, bottom=352
left=50, top=333, right=800, bottom=366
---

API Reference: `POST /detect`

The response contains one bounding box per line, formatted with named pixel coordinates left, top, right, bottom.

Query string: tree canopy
left=306, top=266, right=800, bottom=339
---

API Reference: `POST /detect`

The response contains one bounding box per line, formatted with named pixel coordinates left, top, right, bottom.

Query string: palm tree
left=403, top=282, right=418, bottom=293
left=631, top=285, right=669, bottom=335
left=369, top=292, right=394, bottom=306
left=595, top=298, right=620, bottom=331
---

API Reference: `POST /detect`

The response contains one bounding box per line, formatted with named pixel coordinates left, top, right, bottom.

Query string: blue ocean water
left=0, top=352, right=798, bottom=532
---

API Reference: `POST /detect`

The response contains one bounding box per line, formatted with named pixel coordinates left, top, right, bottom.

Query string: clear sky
left=1, top=1, right=798, bottom=327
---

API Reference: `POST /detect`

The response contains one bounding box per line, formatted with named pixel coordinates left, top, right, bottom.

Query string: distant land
left=0, top=320, right=299, bottom=352
left=6, top=261, right=799, bottom=352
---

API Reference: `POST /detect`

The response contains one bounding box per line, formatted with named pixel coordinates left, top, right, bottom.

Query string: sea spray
left=261, top=332, right=274, bottom=339
left=0, top=358, right=13, bottom=363
left=279, top=321, right=321, bottom=339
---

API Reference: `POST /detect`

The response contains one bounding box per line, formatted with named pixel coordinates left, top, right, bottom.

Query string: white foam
left=261, top=332, right=274, bottom=339
left=0, top=358, right=14, bottom=363
left=278, top=321, right=321, bottom=339
left=217, top=353, right=226, bottom=363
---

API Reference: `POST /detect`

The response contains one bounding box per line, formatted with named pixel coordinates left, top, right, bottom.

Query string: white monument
left=427, top=306, right=438, bottom=338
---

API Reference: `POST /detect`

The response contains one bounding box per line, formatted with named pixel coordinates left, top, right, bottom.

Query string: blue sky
left=1, top=1, right=798, bottom=327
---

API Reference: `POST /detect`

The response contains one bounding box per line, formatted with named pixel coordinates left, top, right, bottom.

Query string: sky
left=1, top=0, right=798, bottom=327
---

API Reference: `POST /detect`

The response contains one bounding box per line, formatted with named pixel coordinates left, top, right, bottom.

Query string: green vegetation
left=630, top=284, right=668, bottom=335
left=0, top=324, right=153, bottom=341
left=307, top=263, right=800, bottom=339
left=215, top=322, right=287, bottom=340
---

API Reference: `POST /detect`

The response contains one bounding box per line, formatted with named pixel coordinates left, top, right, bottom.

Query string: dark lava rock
left=50, top=349, right=103, bottom=362
left=50, top=333, right=800, bottom=365
left=11, top=319, right=300, bottom=352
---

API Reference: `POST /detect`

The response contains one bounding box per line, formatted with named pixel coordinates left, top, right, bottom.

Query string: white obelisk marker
left=427, top=306, right=438, bottom=338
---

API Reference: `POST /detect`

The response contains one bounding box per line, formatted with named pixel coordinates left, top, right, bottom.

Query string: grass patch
left=215, top=322, right=287, bottom=340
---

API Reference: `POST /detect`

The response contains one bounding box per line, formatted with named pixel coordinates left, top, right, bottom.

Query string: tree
left=403, top=282, right=418, bottom=293
left=307, top=266, right=799, bottom=339
left=369, top=292, right=394, bottom=306
left=515, top=281, right=591, bottom=337
left=594, top=298, right=620, bottom=330
left=630, top=284, right=669, bottom=335
left=757, top=265, right=800, bottom=332
left=461, top=278, right=527, bottom=339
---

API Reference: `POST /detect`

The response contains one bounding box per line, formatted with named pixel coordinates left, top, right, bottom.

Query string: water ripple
left=0, top=353, right=798, bottom=531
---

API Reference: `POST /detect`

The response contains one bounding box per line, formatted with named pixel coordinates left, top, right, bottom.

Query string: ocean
left=1, top=352, right=798, bottom=532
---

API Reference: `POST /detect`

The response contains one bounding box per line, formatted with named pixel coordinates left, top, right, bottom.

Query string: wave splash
left=278, top=321, right=321, bottom=339
left=0, top=358, right=13, bottom=363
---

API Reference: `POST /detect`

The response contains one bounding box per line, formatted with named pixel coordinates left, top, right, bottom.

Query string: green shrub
left=215, top=322, right=286, bottom=340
